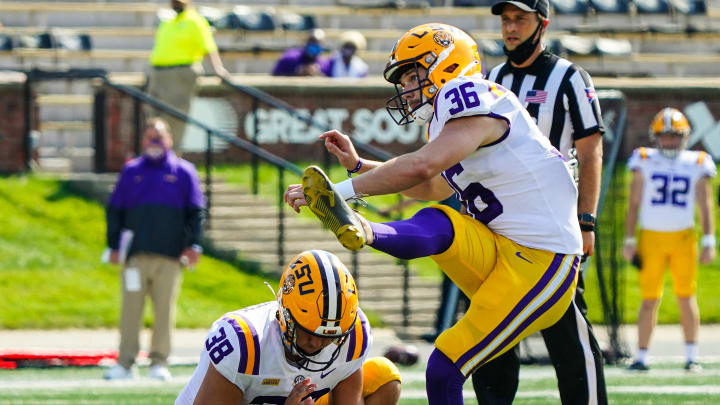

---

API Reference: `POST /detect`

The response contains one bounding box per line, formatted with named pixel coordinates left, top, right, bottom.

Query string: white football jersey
left=628, top=147, right=716, bottom=231
left=175, top=301, right=371, bottom=405
left=428, top=74, right=582, bottom=255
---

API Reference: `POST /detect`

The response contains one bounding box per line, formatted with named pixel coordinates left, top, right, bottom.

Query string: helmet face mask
left=383, top=24, right=483, bottom=126
left=386, top=60, right=436, bottom=126
left=276, top=250, right=359, bottom=372
left=649, top=108, right=690, bottom=160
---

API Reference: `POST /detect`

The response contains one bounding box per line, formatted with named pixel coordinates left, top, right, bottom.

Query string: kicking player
left=284, top=24, right=582, bottom=404
left=175, top=250, right=401, bottom=405
left=623, top=108, right=716, bottom=372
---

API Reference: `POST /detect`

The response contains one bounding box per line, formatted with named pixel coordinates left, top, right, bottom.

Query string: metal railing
left=218, top=76, right=416, bottom=329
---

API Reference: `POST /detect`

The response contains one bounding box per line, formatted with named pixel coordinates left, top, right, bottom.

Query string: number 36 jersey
left=628, top=147, right=716, bottom=232
left=428, top=74, right=583, bottom=255
left=175, top=301, right=371, bottom=405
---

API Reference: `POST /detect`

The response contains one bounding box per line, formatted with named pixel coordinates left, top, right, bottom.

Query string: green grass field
left=0, top=175, right=275, bottom=329
left=1, top=362, right=718, bottom=404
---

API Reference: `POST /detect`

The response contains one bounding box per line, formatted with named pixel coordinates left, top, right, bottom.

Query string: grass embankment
left=0, top=175, right=274, bottom=329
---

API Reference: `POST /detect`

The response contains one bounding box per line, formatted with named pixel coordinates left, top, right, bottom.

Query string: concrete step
left=208, top=218, right=321, bottom=231
left=360, top=287, right=441, bottom=303
left=37, top=94, right=93, bottom=122
left=362, top=300, right=439, bottom=314
left=358, top=276, right=440, bottom=290
left=210, top=205, right=293, bottom=219
left=206, top=227, right=336, bottom=242
left=234, top=251, right=399, bottom=268
left=209, top=193, right=278, bottom=208
left=37, top=146, right=94, bottom=172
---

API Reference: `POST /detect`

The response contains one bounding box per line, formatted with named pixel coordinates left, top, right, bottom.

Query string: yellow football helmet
left=384, top=23, right=483, bottom=125
left=649, top=107, right=691, bottom=159
left=276, top=250, right=359, bottom=371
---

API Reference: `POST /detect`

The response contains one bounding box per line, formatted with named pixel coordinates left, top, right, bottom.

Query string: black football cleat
left=627, top=361, right=649, bottom=371
left=684, top=361, right=702, bottom=372
left=302, top=166, right=366, bottom=251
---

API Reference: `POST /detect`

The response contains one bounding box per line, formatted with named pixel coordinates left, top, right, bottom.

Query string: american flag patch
left=585, top=88, right=596, bottom=103
left=525, top=90, right=547, bottom=104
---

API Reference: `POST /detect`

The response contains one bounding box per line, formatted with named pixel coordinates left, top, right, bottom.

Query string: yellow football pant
left=430, top=205, right=579, bottom=377
left=638, top=229, right=697, bottom=299
left=315, top=357, right=401, bottom=405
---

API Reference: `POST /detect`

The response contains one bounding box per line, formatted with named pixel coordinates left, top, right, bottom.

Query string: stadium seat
left=215, top=6, right=276, bottom=31
left=454, top=0, right=496, bottom=6
left=196, top=6, right=224, bottom=27
left=276, top=12, right=316, bottom=31
left=589, top=0, right=630, bottom=13
left=669, top=0, right=707, bottom=14
left=0, top=34, right=13, bottom=51
left=551, top=0, right=590, bottom=14
left=634, top=0, right=670, bottom=13
left=552, top=35, right=595, bottom=56
left=594, top=37, right=632, bottom=55
left=477, top=38, right=505, bottom=57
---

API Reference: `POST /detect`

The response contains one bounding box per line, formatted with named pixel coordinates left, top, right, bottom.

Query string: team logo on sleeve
left=282, top=274, right=295, bottom=294
left=433, top=31, right=454, bottom=48
left=585, top=88, right=596, bottom=103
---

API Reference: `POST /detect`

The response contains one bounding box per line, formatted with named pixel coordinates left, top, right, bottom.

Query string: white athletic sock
left=636, top=348, right=648, bottom=365
left=686, top=343, right=698, bottom=363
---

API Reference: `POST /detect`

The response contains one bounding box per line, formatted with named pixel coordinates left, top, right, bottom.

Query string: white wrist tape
left=624, top=237, right=636, bottom=246
left=701, top=234, right=716, bottom=248
left=334, top=178, right=356, bottom=201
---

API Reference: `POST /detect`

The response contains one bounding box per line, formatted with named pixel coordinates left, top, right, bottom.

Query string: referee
left=472, top=0, right=607, bottom=404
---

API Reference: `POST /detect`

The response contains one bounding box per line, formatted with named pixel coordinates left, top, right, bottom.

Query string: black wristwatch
left=578, top=213, right=596, bottom=232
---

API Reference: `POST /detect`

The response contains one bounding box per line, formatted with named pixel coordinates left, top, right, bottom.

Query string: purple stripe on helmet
left=466, top=256, right=578, bottom=375
left=224, top=316, right=249, bottom=373
left=455, top=253, right=564, bottom=368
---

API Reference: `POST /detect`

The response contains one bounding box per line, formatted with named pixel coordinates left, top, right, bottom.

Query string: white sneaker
left=149, top=365, right=172, bottom=381
left=104, top=364, right=138, bottom=380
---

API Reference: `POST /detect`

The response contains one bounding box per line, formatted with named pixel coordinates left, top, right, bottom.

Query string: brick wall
left=0, top=73, right=34, bottom=174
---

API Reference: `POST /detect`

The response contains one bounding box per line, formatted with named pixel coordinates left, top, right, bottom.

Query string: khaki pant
left=118, top=253, right=183, bottom=368
left=146, top=64, right=201, bottom=148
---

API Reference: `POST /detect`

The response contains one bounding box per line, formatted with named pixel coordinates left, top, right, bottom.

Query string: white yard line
left=399, top=385, right=720, bottom=399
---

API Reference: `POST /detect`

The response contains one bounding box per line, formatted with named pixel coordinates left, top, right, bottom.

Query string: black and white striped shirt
left=487, top=50, right=604, bottom=157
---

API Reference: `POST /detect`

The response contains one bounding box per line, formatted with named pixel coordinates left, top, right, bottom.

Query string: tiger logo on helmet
left=276, top=250, right=359, bottom=372
left=649, top=107, right=691, bottom=159
left=384, top=23, right=483, bottom=126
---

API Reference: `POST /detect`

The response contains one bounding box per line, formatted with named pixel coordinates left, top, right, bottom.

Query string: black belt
left=152, top=64, right=192, bottom=70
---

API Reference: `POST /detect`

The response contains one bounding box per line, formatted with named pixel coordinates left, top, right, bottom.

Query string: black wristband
left=578, top=213, right=596, bottom=225
left=347, top=160, right=362, bottom=177
left=580, top=223, right=595, bottom=232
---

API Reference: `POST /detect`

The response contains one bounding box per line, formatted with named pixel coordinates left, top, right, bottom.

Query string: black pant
left=472, top=275, right=608, bottom=405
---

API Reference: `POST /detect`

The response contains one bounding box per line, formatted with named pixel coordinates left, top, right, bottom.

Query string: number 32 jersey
left=429, top=74, right=583, bottom=255
left=175, top=301, right=371, bottom=405
left=628, top=147, right=716, bottom=231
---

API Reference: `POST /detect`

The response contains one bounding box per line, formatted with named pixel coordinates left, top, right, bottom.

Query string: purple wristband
left=347, top=160, right=362, bottom=177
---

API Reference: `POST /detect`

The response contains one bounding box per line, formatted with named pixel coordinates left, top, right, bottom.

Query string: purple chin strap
left=368, top=207, right=454, bottom=260
left=426, top=348, right=467, bottom=405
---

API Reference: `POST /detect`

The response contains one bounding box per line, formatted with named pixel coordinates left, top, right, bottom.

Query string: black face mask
left=504, top=20, right=543, bottom=65
left=173, top=5, right=185, bottom=14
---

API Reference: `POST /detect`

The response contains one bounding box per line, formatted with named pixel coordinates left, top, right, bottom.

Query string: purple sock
left=426, top=348, right=466, bottom=405
left=368, top=207, right=454, bottom=260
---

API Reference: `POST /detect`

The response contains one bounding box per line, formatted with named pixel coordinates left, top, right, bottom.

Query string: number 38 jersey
left=628, top=147, right=716, bottom=231
left=428, top=74, right=583, bottom=255
left=175, top=301, right=372, bottom=405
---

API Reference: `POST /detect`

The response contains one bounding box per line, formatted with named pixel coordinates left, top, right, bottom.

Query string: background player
left=285, top=23, right=582, bottom=405
left=623, top=108, right=716, bottom=372
left=175, top=250, right=401, bottom=405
